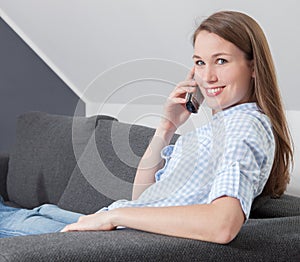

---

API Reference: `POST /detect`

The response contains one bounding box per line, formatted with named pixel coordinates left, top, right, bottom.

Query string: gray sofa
left=0, top=111, right=299, bottom=262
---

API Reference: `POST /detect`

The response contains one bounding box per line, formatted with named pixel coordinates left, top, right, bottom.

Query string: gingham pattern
left=104, top=103, right=275, bottom=219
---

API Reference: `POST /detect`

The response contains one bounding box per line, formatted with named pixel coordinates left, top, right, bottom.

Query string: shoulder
left=214, top=103, right=274, bottom=141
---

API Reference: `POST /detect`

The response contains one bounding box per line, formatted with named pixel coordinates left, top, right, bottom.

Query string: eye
left=216, top=58, right=227, bottom=65
left=195, top=60, right=205, bottom=66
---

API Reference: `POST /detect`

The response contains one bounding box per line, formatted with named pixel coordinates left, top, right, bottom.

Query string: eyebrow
left=192, top=53, right=232, bottom=59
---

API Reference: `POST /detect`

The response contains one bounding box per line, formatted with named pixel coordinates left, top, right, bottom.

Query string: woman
left=0, top=10, right=293, bottom=244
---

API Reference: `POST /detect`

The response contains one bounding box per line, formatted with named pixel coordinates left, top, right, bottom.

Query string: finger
left=61, top=223, right=84, bottom=232
left=171, top=85, right=196, bottom=98
left=178, top=80, right=197, bottom=88
left=185, top=66, right=195, bottom=81
left=169, top=97, right=187, bottom=104
left=172, top=80, right=196, bottom=94
left=60, top=224, right=74, bottom=232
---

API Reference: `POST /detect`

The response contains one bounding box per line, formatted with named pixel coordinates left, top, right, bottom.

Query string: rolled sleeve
left=207, top=115, right=274, bottom=219
left=207, top=161, right=254, bottom=219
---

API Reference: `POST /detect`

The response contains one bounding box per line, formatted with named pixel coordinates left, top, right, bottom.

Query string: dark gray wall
left=0, top=18, right=85, bottom=153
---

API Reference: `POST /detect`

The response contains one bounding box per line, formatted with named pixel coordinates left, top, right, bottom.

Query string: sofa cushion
left=6, top=112, right=115, bottom=208
left=58, top=119, right=179, bottom=214
left=250, top=194, right=300, bottom=218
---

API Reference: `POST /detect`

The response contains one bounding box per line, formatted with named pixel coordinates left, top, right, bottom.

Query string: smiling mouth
left=205, top=86, right=225, bottom=97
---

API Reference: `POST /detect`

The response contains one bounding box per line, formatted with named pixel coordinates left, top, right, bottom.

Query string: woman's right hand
left=160, top=67, right=198, bottom=133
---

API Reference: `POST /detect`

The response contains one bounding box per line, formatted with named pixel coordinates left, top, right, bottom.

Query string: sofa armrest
left=0, top=153, right=9, bottom=201
left=0, top=219, right=299, bottom=262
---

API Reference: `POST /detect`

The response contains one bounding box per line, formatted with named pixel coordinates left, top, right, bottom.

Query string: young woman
left=0, top=10, right=293, bottom=244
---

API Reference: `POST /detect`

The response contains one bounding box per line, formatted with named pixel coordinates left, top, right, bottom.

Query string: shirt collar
left=212, top=103, right=260, bottom=120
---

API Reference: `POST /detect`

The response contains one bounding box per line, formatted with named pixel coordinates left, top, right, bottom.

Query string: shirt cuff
left=155, top=145, right=174, bottom=182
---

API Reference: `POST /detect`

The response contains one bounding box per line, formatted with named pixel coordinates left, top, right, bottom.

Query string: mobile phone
left=185, top=85, right=204, bottom=113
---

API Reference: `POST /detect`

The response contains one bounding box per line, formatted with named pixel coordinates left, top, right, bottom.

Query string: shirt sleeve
left=207, top=114, right=275, bottom=219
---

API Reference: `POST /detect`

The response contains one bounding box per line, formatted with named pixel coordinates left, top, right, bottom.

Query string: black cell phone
left=185, top=85, right=204, bottom=113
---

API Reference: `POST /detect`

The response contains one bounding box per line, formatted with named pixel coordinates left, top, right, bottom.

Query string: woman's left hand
left=61, top=212, right=116, bottom=232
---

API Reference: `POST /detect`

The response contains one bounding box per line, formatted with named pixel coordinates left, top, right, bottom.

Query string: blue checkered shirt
left=104, top=103, right=275, bottom=219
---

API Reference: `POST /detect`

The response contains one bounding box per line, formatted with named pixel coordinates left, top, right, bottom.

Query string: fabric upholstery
left=58, top=119, right=179, bottom=214
left=0, top=214, right=299, bottom=262
left=250, top=194, right=300, bottom=218
left=6, top=112, right=115, bottom=208
left=1, top=111, right=299, bottom=262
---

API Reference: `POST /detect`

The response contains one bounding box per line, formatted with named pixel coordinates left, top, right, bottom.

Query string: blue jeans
left=0, top=196, right=83, bottom=238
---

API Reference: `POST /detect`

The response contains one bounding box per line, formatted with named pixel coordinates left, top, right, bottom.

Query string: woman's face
left=193, top=30, right=254, bottom=114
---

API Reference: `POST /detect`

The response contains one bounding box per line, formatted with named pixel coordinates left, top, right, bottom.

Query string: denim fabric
left=0, top=196, right=83, bottom=238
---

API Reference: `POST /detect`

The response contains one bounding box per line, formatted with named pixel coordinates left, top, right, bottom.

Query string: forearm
left=112, top=205, right=212, bottom=241
left=111, top=197, right=245, bottom=244
left=132, top=126, right=175, bottom=200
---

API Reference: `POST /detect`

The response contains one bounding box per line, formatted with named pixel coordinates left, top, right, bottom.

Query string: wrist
left=155, top=126, right=175, bottom=145
left=158, top=118, right=177, bottom=134
left=109, top=208, right=122, bottom=228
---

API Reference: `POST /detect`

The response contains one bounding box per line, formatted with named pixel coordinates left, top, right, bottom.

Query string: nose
left=201, top=66, right=217, bottom=83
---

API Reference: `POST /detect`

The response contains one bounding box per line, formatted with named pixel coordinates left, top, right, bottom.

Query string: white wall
left=1, top=0, right=299, bottom=196
left=1, top=0, right=300, bottom=109
left=286, top=111, right=300, bottom=197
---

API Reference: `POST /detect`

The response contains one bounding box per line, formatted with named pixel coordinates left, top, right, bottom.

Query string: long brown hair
left=193, top=11, right=294, bottom=197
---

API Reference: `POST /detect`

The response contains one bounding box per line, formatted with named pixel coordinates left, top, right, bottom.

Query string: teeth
left=207, top=87, right=222, bottom=94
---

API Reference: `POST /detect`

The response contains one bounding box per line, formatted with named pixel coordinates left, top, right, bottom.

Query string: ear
left=250, top=60, right=255, bottom=78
